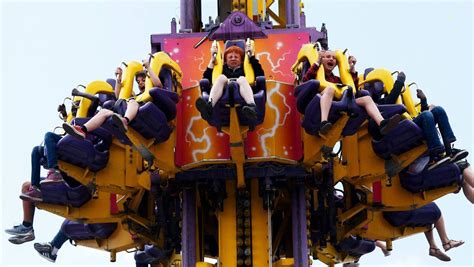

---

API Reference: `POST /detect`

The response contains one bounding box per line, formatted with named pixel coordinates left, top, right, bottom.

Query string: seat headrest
left=224, top=40, right=245, bottom=51
left=158, top=68, right=173, bottom=91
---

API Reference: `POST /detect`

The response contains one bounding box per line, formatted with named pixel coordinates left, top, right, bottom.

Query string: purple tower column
left=180, top=0, right=197, bottom=32
left=292, top=182, right=309, bottom=267
left=182, top=187, right=196, bottom=267
left=285, top=0, right=301, bottom=27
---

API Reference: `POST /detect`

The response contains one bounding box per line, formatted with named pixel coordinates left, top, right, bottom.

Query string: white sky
left=1, top=0, right=472, bottom=267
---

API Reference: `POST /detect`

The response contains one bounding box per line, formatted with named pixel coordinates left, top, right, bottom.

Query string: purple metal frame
left=180, top=0, right=197, bottom=31
left=286, top=0, right=301, bottom=27
left=292, top=182, right=309, bottom=267
left=182, top=187, right=196, bottom=267
left=210, top=11, right=267, bottom=40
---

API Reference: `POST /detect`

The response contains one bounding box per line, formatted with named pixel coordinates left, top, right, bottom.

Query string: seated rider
left=63, top=59, right=162, bottom=138
left=302, top=50, right=400, bottom=135
left=195, top=42, right=264, bottom=122
left=367, top=72, right=468, bottom=169
left=423, top=211, right=464, bottom=261
left=5, top=132, right=64, bottom=244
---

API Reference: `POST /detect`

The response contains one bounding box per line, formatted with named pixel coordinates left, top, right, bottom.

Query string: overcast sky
left=1, top=0, right=472, bottom=266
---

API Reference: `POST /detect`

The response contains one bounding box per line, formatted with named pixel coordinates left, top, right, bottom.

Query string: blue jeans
left=51, top=229, right=69, bottom=249
left=31, top=146, right=44, bottom=187
left=31, top=132, right=62, bottom=187
left=413, top=106, right=455, bottom=155
left=44, top=132, right=62, bottom=169
left=430, top=106, right=456, bottom=146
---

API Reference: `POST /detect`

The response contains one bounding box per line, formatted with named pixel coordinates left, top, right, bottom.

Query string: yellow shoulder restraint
left=136, top=52, right=183, bottom=103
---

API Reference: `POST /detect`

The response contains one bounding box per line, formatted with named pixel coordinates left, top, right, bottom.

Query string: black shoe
left=196, top=97, right=213, bottom=120
left=241, top=103, right=258, bottom=122
left=455, top=159, right=470, bottom=172
left=396, top=72, right=406, bottom=83
left=427, top=154, right=450, bottom=171
left=319, top=121, right=332, bottom=135
left=111, top=114, right=128, bottom=133
left=449, top=148, right=469, bottom=163
left=379, top=114, right=401, bottom=135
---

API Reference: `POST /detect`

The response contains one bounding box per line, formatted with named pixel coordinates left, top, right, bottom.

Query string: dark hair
left=135, top=70, right=147, bottom=82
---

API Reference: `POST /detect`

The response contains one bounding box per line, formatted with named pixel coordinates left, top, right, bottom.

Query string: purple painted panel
left=291, top=183, right=309, bottom=267
left=182, top=187, right=196, bottom=267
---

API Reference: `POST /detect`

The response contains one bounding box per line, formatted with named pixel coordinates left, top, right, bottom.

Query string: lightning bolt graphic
left=188, top=51, right=207, bottom=86
left=257, top=83, right=292, bottom=157
left=186, top=115, right=212, bottom=162
left=256, top=51, right=293, bottom=78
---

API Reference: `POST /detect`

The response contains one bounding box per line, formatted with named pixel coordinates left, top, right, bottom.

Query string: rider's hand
left=348, top=55, right=357, bottom=73
left=245, top=42, right=254, bottom=57
left=416, top=89, right=427, bottom=101
left=115, top=67, right=123, bottom=80
left=142, top=59, right=150, bottom=70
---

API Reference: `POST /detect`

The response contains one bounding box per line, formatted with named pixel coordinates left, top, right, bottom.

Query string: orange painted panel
left=166, top=32, right=310, bottom=167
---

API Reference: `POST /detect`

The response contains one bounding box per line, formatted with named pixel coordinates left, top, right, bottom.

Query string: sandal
left=429, top=248, right=451, bottom=262
left=442, top=239, right=464, bottom=252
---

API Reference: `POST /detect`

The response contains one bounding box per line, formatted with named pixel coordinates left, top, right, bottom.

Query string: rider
left=195, top=42, right=264, bottom=122
left=302, top=50, right=400, bottom=135
left=63, top=60, right=162, bottom=138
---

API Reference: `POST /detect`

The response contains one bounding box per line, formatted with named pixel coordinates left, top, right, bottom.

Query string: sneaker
left=319, top=120, right=333, bottom=135
left=8, top=231, right=35, bottom=244
left=5, top=224, right=33, bottom=235
left=427, top=155, right=450, bottom=171
left=41, top=169, right=63, bottom=184
left=111, top=113, right=128, bottom=132
left=379, top=114, right=401, bottom=135
left=62, top=123, right=86, bottom=139
left=241, top=103, right=258, bottom=121
left=449, top=148, right=469, bottom=163
left=195, top=97, right=213, bottom=120
left=343, top=263, right=360, bottom=267
left=20, top=186, right=43, bottom=202
left=34, top=242, right=57, bottom=263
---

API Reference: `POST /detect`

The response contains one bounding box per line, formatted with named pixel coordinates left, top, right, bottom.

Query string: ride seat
left=40, top=175, right=92, bottom=207
left=399, top=160, right=462, bottom=193
left=201, top=77, right=266, bottom=131
left=383, top=202, right=441, bottom=227
left=337, top=236, right=376, bottom=257
left=105, top=68, right=178, bottom=144
left=84, top=79, right=117, bottom=116
left=295, top=80, right=366, bottom=136
left=371, top=119, right=424, bottom=160
left=56, top=118, right=112, bottom=172
left=362, top=68, right=384, bottom=102
left=100, top=78, right=118, bottom=110
left=134, top=245, right=171, bottom=264
left=199, top=40, right=266, bottom=131
left=61, top=219, right=117, bottom=240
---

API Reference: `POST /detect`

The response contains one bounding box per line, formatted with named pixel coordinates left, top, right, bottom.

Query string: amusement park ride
left=9, top=0, right=469, bottom=266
